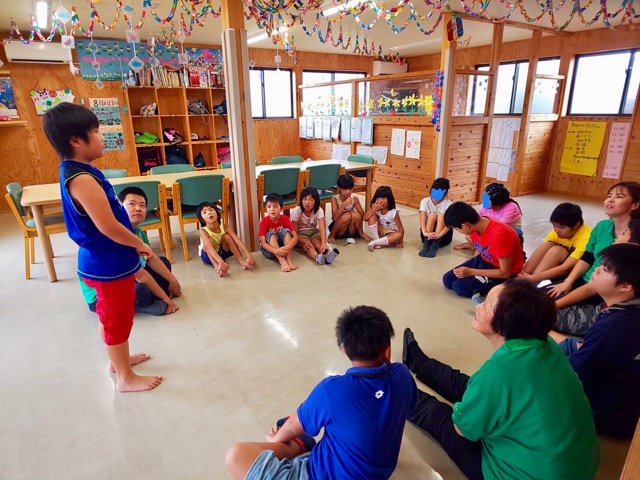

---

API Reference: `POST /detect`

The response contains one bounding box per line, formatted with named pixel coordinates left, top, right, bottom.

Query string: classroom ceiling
left=0, top=0, right=630, bottom=60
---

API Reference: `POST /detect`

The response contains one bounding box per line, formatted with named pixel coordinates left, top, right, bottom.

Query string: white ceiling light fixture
left=35, top=0, right=51, bottom=30
left=322, top=0, right=364, bottom=17
left=247, top=26, right=289, bottom=45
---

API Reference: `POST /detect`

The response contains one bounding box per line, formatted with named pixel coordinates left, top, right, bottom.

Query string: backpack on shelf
left=137, top=147, right=162, bottom=173
left=165, top=145, right=189, bottom=165
left=213, top=99, right=227, bottom=115
left=163, top=127, right=185, bottom=145
left=194, top=152, right=206, bottom=168
left=139, top=103, right=157, bottom=117
left=188, top=99, right=208, bottom=116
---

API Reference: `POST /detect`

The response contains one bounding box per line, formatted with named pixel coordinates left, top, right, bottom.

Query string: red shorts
left=84, top=276, right=135, bottom=345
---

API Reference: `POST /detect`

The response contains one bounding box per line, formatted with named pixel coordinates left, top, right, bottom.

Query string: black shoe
left=402, top=328, right=417, bottom=370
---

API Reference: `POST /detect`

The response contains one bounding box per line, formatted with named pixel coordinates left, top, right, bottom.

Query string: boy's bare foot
left=288, top=261, right=298, bottom=271
left=453, top=241, right=473, bottom=250
left=277, top=258, right=291, bottom=272
left=116, top=373, right=163, bottom=392
left=240, top=259, right=250, bottom=270
left=327, top=236, right=336, bottom=244
left=108, top=353, right=150, bottom=373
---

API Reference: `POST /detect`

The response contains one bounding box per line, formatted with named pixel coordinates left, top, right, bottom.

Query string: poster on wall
left=322, top=117, right=331, bottom=141
left=488, top=118, right=521, bottom=181
left=405, top=130, right=422, bottom=159
left=299, top=117, right=306, bottom=138
left=90, top=98, right=125, bottom=151
left=391, top=128, right=405, bottom=156
left=602, top=122, right=630, bottom=179
left=330, top=117, right=341, bottom=140
left=306, top=117, right=315, bottom=138
left=0, top=77, right=18, bottom=117
left=30, top=89, right=75, bottom=115
left=360, top=117, right=374, bottom=145
left=340, top=118, right=351, bottom=143
left=560, top=121, right=606, bottom=176
left=351, top=117, right=362, bottom=142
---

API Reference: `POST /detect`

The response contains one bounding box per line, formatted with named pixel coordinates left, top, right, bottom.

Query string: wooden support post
left=622, top=419, right=640, bottom=479
left=433, top=12, right=457, bottom=182
left=512, top=30, right=542, bottom=196
left=477, top=22, right=504, bottom=202
left=221, top=0, right=259, bottom=250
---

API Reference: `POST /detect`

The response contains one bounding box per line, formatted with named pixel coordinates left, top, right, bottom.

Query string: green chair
left=173, top=174, right=229, bottom=261
left=306, top=163, right=343, bottom=209
left=149, top=164, right=194, bottom=175
left=5, top=182, right=67, bottom=279
left=347, top=154, right=376, bottom=194
left=257, top=167, right=304, bottom=217
left=270, top=155, right=303, bottom=165
left=220, top=160, right=259, bottom=169
left=112, top=180, right=171, bottom=263
left=101, top=169, right=129, bottom=179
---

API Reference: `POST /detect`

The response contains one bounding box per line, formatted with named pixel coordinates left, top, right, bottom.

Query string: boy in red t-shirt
left=259, top=193, right=299, bottom=272
left=443, top=202, right=525, bottom=298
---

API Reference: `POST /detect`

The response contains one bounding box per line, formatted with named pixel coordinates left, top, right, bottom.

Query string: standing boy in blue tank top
left=225, top=305, right=417, bottom=480
left=43, top=103, right=162, bottom=392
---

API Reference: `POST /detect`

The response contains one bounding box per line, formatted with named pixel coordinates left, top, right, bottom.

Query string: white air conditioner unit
left=3, top=42, right=72, bottom=64
left=373, top=61, right=408, bottom=76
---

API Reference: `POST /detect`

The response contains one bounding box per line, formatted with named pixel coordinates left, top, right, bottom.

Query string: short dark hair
left=491, top=279, right=556, bottom=341
left=370, top=186, right=396, bottom=210
left=550, top=202, right=583, bottom=229
left=265, top=193, right=283, bottom=208
left=117, top=186, right=147, bottom=204
left=42, top=103, right=100, bottom=160
left=484, top=182, right=522, bottom=213
left=335, top=306, right=395, bottom=362
left=444, top=202, right=481, bottom=228
left=608, top=181, right=640, bottom=220
left=299, top=187, right=320, bottom=213
left=598, top=244, right=640, bottom=297
left=336, top=174, right=354, bottom=190
left=196, top=202, right=221, bottom=226
left=430, top=177, right=450, bottom=191
left=627, top=220, right=640, bottom=244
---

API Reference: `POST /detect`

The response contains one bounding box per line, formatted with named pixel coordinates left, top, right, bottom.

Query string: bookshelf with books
left=125, top=84, right=229, bottom=173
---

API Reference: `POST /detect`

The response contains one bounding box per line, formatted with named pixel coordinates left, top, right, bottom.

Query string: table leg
left=365, top=170, right=373, bottom=208
left=32, top=204, right=58, bottom=282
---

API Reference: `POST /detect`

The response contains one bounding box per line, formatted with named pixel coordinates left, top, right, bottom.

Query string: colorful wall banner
left=560, top=121, right=607, bottom=176
left=30, top=89, right=75, bottom=115
left=0, top=77, right=18, bottom=117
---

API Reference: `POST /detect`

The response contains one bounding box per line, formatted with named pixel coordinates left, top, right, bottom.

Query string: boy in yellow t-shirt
left=519, top=203, right=591, bottom=284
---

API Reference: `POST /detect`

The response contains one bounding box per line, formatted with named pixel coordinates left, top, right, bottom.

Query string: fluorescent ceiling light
left=390, top=38, right=441, bottom=51
left=35, top=1, right=50, bottom=29
left=322, top=0, right=363, bottom=17
left=247, top=26, right=289, bottom=45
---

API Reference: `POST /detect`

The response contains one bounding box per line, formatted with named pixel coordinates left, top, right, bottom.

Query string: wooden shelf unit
left=124, top=86, right=229, bottom=173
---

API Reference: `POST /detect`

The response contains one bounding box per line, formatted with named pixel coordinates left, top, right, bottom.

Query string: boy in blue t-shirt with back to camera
left=225, top=305, right=417, bottom=480
left=43, top=102, right=162, bottom=393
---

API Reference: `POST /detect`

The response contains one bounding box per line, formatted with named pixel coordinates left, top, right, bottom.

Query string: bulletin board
left=560, top=121, right=607, bottom=176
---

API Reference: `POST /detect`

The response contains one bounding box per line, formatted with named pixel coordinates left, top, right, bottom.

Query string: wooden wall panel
left=252, top=120, right=300, bottom=164
left=622, top=97, right=640, bottom=183
left=446, top=124, right=486, bottom=203
left=520, top=121, right=556, bottom=195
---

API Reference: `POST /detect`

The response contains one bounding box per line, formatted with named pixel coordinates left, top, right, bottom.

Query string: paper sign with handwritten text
left=560, top=121, right=606, bottom=176
left=602, top=123, right=629, bottom=179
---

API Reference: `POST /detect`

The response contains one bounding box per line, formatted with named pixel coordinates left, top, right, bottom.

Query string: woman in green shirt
left=403, top=279, right=599, bottom=480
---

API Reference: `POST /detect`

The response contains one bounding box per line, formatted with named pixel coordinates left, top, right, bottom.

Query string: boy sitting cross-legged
left=554, top=243, right=640, bottom=439
left=443, top=202, right=525, bottom=298
left=225, top=305, right=417, bottom=480
left=259, top=193, right=298, bottom=273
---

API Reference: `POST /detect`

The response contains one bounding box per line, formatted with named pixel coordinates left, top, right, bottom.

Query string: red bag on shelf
left=216, top=146, right=231, bottom=164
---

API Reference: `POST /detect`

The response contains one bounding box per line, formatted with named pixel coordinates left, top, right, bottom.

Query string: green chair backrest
left=101, top=169, right=129, bottom=179
left=177, top=174, right=224, bottom=207
left=219, top=160, right=232, bottom=169
left=149, top=164, right=194, bottom=175
left=306, top=164, right=341, bottom=191
left=270, top=155, right=303, bottom=165
left=263, top=168, right=300, bottom=196
left=113, top=181, right=161, bottom=211
left=6, top=182, right=26, bottom=217
left=347, top=154, right=373, bottom=178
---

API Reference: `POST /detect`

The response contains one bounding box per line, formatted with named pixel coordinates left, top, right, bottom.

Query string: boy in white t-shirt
left=418, top=177, right=453, bottom=258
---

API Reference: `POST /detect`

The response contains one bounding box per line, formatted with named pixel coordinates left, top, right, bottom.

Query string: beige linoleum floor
left=0, top=192, right=630, bottom=479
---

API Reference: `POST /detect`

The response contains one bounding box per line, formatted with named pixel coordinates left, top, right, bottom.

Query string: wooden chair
left=5, top=182, right=67, bottom=280
left=149, top=164, right=194, bottom=175
left=112, top=181, right=172, bottom=263
left=270, top=155, right=303, bottom=165
left=305, top=163, right=344, bottom=210
left=257, top=167, right=305, bottom=217
left=173, top=174, right=230, bottom=261
left=347, top=154, right=376, bottom=196
left=101, top=169, right=129, bottom=178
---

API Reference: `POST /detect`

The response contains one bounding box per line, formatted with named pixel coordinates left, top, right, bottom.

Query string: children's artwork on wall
left=391, top=128, right=405, bottom=156
left=306, top=117, right=315, bottom=138
left=299, top=117, right=306, bottom=138
left=314, top=117, right=323, bottom=139
left=340, top=118, right=351, bottom=143
left=0, top=76, right=18, bottom=117
left=332, top=144, right=351, bottom=160
left=330, top=117, right=341, bottom=140
left=560, top=121, right=607, bottom=176
left=90, top=98, right=125, bottom=151
left=30, top=89, right=75, bottom=115
left=322, top=117, right=331, bottom=141
left=487, top=118, right=521, bottom=180
left=602, top=122, right=630, bottom=179
left=405, top=130, right=422, bottom=159
left=351, top=117, right=362, bottom=142
left=360, top=117, right=374, bottom=145
left=356, top=145, right=388, bottom=164
left=76, top=40, right=223, bottom=81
